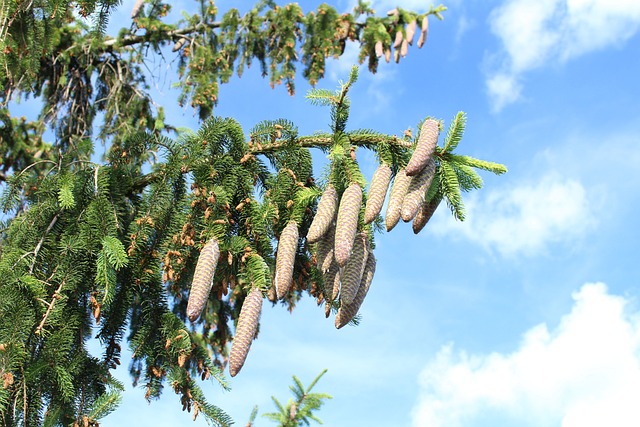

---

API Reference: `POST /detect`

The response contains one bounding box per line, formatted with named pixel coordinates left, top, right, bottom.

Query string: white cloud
left=412, top=282, right=640, bottom=427
left=430, top=172, right=597, bottom=257
left=455, top=14, right=473, bottom=44
left=487, top=0, right=640, bottom=110
left=486, top=72, right=523, bottom=113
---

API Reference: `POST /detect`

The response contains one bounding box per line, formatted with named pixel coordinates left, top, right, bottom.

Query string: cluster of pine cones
left=375, top=10, right=431, bottom=63
left=186, top=119, right=441, bottom=377
left=304, top=119, right=440, bottom=327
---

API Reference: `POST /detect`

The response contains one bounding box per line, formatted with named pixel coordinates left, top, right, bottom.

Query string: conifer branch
left=29, top=213, right=59, bottom=275
left=102, top=21, right=222, bottom=50
left=248, top=133, right=411, bottom=155
left=34, top=280, right=65, bottom=335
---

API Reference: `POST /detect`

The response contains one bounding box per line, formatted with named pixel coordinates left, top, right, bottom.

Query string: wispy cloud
left=411, top=282, right=640, bottom=427
left=429, top=172, right=597, bottom=257
left=486, top=0, right=640, bottom=111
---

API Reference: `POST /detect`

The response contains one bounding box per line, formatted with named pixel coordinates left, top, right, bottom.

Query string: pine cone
left=406, top=119, right=439, bottom=176
left=400, top=39, right=409, bottom=57
left=364, top=163, right=392, bottom=224
left=172, top=38, right=186, bottom=52
left=274, top=221, right=299, bottom=299
left=315, top=221, right=335, bottom=274
left=130, top=0, right=144, bottom=18
left=413, top=196, right=441, bottom=234
left=229, top=287, right=263, bottom=377
left=322, top=261, right=341, bottom=303
left=385, top=169, right=412, bottom=231
left=187, top=239, right=220, bottom=322
left=334, top=183, right=362, bottom=267
left=418, top=15, right=429, bottom=48
left=339, top=233, right=369, bottom=305
left=393, top=30, right=403, bottom=49
left=315, top=223, right=335, bottom=274
left=307, top=185, right=338, bottom=243
left=417, top=31, right=425, bottom=49
left=406, top=20, right=417, bottom=45
left=375, top=41, right=384, bottom=58
left=336, top=253, right=376, bottom=329
left=401, top=158, right=436, bottom=222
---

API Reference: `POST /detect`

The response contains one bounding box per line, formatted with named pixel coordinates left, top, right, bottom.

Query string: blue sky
left=34, top=0, right=640, bottom=425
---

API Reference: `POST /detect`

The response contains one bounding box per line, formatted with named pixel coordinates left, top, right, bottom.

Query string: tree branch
left=29, top=213, right=59, bottom=275
left=102, top=21, right=221, bottom=50
left=129, top=133, right=411, bottom=192
left=34, top=280, right=65, bottom=335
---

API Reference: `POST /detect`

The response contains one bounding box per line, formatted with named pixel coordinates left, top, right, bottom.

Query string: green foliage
left=442, top=111, right=466, bottom=153
left=261, top=370, right=332, bottom=427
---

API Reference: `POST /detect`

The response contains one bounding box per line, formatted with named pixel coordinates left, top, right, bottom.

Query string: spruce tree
left=0, top=1, right=506, bottom=425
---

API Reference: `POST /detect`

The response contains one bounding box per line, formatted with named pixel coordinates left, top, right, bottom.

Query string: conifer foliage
left=0, top=1, right=507, bottom=426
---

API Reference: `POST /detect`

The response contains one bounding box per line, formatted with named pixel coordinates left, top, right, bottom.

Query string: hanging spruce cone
left=364, top=163, right=392, bottom=224
left=334, top=183, right=362, bottom=267
left=307, top=185, right=338, bottom=243
left=322, top=261, right=341, bottom=303
left=339, top=233, right=369, bottom=305
left=172, top=38, right=187, bottom=52
left=187, top=239, right=220, bottom=322
left=267, top=284, right=277, bottom=303
left=385, top=169, right=412, bottom=231
left=401, top=158, right=437, bottom=222
left=400, top=39, right=409, bottom=57
left=315, top=223, right=335, bottom=274
left=406, top=19, right=417, bottom=45
left=417, top=15, right=429, bottom=48
left=384, top=47, right=391, bottom=63
left=130, top=0, right=144, bottom=18
left=375, top=41, right=384, bottom=58
left=406, top=119, right=439, bottom=176
left=393, top=30, right=403, bottom=49
left=335, top=253, right=376, bottom=329
left=229, top=287, right=263, bottom=377
left=413, top=196, right=442, bottom=234
left=274, top=221, right=299, bottom=299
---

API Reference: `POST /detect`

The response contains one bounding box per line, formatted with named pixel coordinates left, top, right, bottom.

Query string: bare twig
left=34, top=280, right=65, bottom=335
left=22, top=365, right=27, bottom=424
left=29, top=213, right=60, bottom=275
